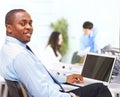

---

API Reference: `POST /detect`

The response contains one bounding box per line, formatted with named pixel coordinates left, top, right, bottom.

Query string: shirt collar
left=5, top=36, right=26, bottom=48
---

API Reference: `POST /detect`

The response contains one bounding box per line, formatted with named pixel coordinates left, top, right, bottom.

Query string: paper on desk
left=78, top=47, right=90, bottom=56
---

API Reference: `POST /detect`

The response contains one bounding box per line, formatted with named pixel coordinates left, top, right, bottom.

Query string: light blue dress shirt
left=80, top=28, right=100, bottom=52
left=0, top=36, right=71, bottom=97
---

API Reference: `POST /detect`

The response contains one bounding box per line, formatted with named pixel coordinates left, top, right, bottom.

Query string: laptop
left=73, top=52, right=116, bottom=87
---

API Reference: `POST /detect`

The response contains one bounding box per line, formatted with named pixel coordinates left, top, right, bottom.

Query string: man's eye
left=29, top=22, right=32, bottom=26
left=20, top=22, right=26, bottom=26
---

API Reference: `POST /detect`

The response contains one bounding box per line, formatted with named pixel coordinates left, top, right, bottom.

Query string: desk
left=109, top=83, right=120, bottom=97
left=62, top=78, right=120, bottom=97
left=61, top=65, right=120, bottom=97
left=0, top=75, right=8, bottom=97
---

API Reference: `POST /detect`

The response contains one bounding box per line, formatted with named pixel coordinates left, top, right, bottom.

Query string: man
left=80, top=21, right=100, bottom=53
left=0, top=9, right=112, bottom=97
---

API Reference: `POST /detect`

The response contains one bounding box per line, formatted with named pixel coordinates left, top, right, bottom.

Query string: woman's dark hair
left=47, top=31, right=61, bottom=56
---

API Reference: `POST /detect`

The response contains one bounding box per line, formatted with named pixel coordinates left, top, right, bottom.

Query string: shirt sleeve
left=80, top=34, right=86, bottom=51
left=13, top=52, right=71, bottom=97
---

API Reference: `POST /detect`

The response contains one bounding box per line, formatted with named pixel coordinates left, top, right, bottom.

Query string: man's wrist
left=69, top=92, right=76, bottom=97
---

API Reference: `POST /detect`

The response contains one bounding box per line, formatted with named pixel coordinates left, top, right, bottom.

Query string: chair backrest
left=5, top=79, right=28, bottom=97
left=71, top=51, right=80, bottom=64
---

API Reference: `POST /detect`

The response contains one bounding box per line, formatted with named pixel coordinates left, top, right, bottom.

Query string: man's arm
left=13, top=53, right=72, bottom=97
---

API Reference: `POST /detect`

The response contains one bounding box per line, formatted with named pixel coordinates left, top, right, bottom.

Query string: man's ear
left=6, top=24, right=12, bottom=34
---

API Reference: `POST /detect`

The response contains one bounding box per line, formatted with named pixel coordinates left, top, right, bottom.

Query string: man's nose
left=26, top=23, right=32, bottom=29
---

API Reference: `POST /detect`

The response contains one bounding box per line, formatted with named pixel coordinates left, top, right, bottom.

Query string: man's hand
left=66, top=74, right=84, bottom=83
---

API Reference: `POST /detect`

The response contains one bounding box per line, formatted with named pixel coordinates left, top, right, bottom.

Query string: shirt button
left=57, top=72, right=60, bottom=75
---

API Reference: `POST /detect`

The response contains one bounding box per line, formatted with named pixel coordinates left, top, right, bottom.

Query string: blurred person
left=46, top=31, right=63, bottom=62
left=41, top=31, right=80, bottom=74
left=0, top=9, right=112, bottom=97
left=80, top=21, right=100, bottom=53
left=43, top=31, right=69, bottom=64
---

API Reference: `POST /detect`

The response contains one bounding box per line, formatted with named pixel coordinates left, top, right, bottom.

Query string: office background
left=0, top=0, right=119, bottom=63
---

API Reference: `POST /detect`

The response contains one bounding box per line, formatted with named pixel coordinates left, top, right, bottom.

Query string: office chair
left=71, top=51, right=80, bottom=64
left=5, top=79, right=28, bottom=97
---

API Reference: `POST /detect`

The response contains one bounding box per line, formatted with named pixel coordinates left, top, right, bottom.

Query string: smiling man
left=0, top=9, right=112, bottom=97
left=5, top=9, right=33, bottom=43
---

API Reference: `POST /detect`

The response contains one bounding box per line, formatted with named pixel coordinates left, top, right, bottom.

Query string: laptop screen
left=81, top=53, right=116, bottom=82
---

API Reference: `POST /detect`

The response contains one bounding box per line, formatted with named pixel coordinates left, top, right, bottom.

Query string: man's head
left=5, top=9, right=33, bottom=43
left=82, top=21, right=93, bottom=35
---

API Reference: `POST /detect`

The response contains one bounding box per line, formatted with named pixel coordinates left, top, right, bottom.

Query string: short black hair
left=83, top=21, right=93, bottom=29
left=5, top=9, right=26, bottom=25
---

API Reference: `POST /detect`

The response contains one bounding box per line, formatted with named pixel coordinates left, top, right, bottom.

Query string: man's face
left=6, top=12, right=33, bottom=43
left=83, top=28, right=93, bottom=35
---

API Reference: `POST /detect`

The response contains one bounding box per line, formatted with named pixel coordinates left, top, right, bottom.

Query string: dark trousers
left=68, top=83, right=112, bottom=97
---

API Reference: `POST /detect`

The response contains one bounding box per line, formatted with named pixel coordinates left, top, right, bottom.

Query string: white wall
left=0, top=0, right=119, bottom=63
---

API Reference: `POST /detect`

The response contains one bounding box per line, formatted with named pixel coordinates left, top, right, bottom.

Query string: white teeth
left=26, top=33, right=31, bottom=37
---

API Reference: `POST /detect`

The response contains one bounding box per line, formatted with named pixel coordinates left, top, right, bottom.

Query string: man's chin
left=25, top=40, right=31, bottom=43
left=22, top=39, right=31, bottom=43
